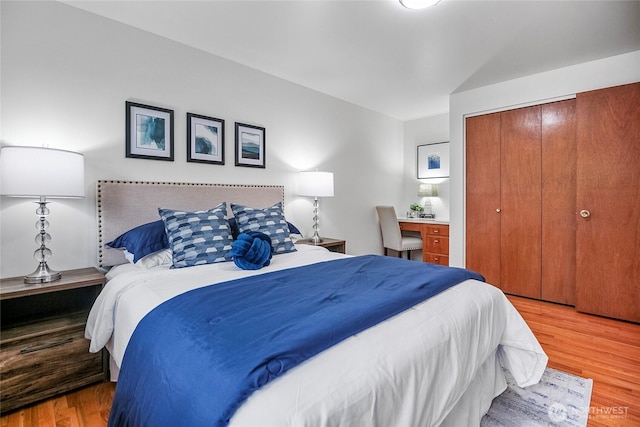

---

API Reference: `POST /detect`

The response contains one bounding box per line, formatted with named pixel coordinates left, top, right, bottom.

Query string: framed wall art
left=417, top=142, right=449, bottom=179
left=187, top=113, right=225, bottom=165
left=235, top=122, right=265, bottom=168
left=126, top=101, right=174, bottom=161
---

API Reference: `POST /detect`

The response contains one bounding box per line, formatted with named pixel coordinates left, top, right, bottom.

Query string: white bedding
left=86, top=244, right=547, bottom=426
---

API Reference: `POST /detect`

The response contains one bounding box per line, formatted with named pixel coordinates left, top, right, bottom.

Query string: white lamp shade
left=298, top=171, right=334, bottom=197
left=399, top=0, right=440, bottom=9
left=418, top=183, right=438, bottom=197
left=0, top=146, right=85, bottom=198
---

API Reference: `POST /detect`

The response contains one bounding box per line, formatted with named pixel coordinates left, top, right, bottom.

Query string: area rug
left=481, top=367, right=593, bottom=427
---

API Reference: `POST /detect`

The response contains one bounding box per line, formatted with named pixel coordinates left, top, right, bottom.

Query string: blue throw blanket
left=108, top=255, right=484, bottom=427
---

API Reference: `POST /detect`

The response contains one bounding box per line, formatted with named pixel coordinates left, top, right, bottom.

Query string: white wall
left=448, top=51, right=640, bottom=267
left=0, top=1, right=404, bottom=278
left=402, top=113, right=450, bottom=221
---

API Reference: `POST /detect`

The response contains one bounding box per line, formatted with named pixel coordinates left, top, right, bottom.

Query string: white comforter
left=86, top=245, right=547, bottom=426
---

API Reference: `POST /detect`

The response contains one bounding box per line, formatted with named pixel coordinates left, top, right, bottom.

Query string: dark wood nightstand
left=0, top=267, right=107, bottom=414
left=296, top=237, right=346, bottom=254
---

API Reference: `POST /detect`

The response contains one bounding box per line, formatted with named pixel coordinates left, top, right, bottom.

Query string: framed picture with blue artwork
left=417, top=142, right=449, bottom=179
left=235, top=122, right=265, bottom=168
left=187, top=113, right=225, bottom=165
left=126, top=101, right=174, bottom=161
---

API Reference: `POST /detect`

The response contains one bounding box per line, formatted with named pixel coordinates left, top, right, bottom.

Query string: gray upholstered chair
left=375, top=206, right=423, bottom=260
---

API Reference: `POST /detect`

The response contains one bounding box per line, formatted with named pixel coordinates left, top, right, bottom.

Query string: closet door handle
left=579, top=210, right=591, bottom=218
left=496, top=208, right=501, bottom=213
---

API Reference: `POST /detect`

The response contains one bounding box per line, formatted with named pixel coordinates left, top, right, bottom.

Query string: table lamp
left=298, top=171, right=334, bottom=244
left=418, top=183, right=438, bottom=218
left=0, top=146, right=85, bottom=284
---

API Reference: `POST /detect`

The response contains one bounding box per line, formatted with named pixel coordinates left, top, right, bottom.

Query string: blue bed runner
left=108, top=255, right=484, bottom=427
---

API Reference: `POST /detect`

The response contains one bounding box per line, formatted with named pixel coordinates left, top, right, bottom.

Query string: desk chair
left=375, top=206, right=423, bottom=260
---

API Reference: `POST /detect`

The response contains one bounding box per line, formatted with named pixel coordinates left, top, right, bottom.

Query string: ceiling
left=63, top=0, right=640, bottom=121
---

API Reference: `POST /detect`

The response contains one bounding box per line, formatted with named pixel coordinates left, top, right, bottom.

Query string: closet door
left=466, top=113, right=501, bottom=285
left=576, top=83, right=640, bottom=322
left=500, top=106, right=542, bottom=299
left=541, top=100, right=576, bottom=305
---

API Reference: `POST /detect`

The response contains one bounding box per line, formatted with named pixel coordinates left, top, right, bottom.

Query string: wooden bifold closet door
left=500, top=105, right=543, bottom=299
left=465, top=112, right=501, bottom=287
left=575, top=83, right=640, bottom=323
left=540, top=101, right=577, bottom=304
left=467, top=83, right=639, bottom=323
left=466, top=99, right=576, bottom=305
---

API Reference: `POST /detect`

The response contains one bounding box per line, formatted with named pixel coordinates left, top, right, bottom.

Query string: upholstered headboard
left=97, top=180, right=285, bottom=267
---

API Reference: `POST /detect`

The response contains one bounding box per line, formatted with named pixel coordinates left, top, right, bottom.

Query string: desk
left=398, top=219, right=449, bottom=266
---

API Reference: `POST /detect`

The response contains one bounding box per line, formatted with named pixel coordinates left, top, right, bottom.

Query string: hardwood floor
left=1, top=296, right=638, bottom=427
left=509, top=296, right=640, bottom=427
left=0, top=381, right=115, bottom=427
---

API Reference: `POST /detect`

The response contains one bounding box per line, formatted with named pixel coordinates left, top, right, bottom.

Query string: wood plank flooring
left=1, top=295, right=638, bottom=427
left=509, top=296, right=640, bottom=427
left=0, top=381, right=114, bottom=427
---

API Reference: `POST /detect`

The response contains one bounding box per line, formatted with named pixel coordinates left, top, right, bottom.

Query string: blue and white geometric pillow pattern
left=158, top=202, right=233, bottom=268
left=231, top=202, right=296, bottom=254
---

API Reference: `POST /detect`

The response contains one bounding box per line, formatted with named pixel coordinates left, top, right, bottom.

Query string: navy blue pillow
left=106, top=220, right=169, bottom=263
left=287, top=221, right=301, bottom=235
left=230, top=231, right=274, bottom=270
left=228, top=217, right=240, bottom=238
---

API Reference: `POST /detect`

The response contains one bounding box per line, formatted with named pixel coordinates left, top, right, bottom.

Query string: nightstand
left=0, top=267, right=107, bottom=413
left=296, top=237, right=346, bottom=254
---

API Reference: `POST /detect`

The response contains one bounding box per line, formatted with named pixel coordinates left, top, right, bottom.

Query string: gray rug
left=481, top=367, right=593, bottom=427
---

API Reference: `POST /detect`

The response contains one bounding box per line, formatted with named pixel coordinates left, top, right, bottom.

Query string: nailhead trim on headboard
left=97, top=180, right=285, bottom=267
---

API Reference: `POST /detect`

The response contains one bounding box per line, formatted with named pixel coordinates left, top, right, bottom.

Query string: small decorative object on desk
left=420, top=199, right=435, bottom=219
left=408, top=202, right=423, bottom=218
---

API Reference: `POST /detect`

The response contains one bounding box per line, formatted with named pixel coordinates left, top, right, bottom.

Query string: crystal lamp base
left=24, top=262, right=61, bottom=284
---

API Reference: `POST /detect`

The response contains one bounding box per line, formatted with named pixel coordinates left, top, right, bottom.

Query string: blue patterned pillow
left=227, top=217, right=301, bottom=239
left=158, top=203, right=233, bottom=268
left=231, top=202, right=296, bottom=255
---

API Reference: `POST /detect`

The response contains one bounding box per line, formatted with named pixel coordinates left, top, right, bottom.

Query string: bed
left=86, top=180, right=548, bottom=427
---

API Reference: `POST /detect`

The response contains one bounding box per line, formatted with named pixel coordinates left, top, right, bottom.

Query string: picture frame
left=417, top=142, right=450, bottom=179
left=126, top=101, right=174, bottom=161
left=235, top=122, right=266, bottom=168
left=187, top=113, right=225, bottom=165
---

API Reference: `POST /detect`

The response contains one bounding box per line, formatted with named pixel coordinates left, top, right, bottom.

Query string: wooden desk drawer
left=425, top=236, right=449, bottom=255
left=425, top=254, right=449, bottom=266
left=398, top=222, right=422, bottom=232
left=425, top=224, right=449, bottom=237
left=1, top=315, right=104, bottom=413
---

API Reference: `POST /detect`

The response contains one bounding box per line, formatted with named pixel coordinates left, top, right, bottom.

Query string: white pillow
left=124, top=248, right=173, bottom=268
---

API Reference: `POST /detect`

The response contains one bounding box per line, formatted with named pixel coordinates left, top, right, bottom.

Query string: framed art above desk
left=417, top=142, right=449, bottom=179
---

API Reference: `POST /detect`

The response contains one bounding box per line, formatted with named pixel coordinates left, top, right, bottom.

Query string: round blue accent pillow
left=230, top=231, right=274, bottom=270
